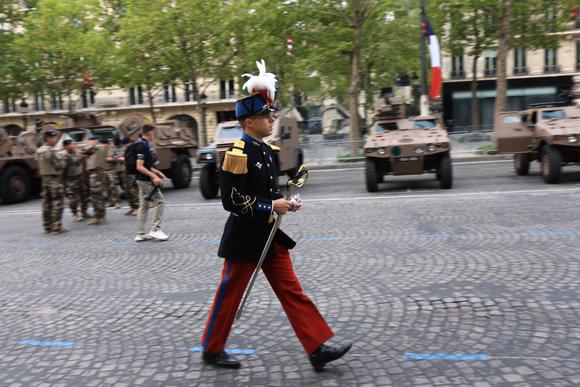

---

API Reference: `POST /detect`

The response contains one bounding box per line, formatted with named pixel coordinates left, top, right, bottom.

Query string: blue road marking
left=529, top=231, right=576, bottom=236
left=200, top=239, right=221, bottom=245
left=109, top=240, right=135, bottom=245
left=404, top=352, right=488, bottom=361
left=191, top=345, right=257, bottom=355
left=300, top=237, right=338, bottom=241
left=411, top=232, right=451, bottom=239
left=20, top=340, right=75, bottom=347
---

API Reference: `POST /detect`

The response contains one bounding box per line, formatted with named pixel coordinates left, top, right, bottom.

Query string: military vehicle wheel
left=0, top=165, right=31, bottom=204
left=542, top=145, right=561, bottom=184
left=200, top=164, right=219, bottom=199
left=365, top=158, right=380, bottom=192
left=438, top=153, right=453, bottom=189
left=171, top=154, right=192, bottom=189
left=514, top=153, right=531, bottom=176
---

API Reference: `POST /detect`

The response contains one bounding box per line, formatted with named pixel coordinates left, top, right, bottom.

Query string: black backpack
left=124, top=143, right=138, bottom=174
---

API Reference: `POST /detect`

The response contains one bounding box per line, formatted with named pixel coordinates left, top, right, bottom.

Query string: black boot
left=309, top=342, right=352, bottom=372
left=202, top=350, right=241, bottom=369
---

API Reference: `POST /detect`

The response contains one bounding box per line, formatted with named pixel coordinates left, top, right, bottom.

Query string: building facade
left=441, top=20, right=580, bottom=131
left=0, top=79, right=237, bottom=146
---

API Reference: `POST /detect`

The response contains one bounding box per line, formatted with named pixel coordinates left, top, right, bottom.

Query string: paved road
left=1, top=160, right=580, bottom=386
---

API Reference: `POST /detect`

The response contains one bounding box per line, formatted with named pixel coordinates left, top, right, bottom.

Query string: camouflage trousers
left=41, top=177, right=64, bottom=233
left=123, top=172, right=139, bottom=210
left=104, top=170, right=120, bottom=206
left=88, top=170, right=106, bottom=219
left=64, top=175, right=89, bottom=216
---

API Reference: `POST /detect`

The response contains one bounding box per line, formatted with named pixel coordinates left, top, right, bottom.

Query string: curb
left=304, top=154, right=512, bottom=170
left=192, top=154, right=513, bottom=172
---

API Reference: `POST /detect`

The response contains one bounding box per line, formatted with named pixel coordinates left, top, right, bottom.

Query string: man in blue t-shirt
left=134, top=124, right=169, bottom=241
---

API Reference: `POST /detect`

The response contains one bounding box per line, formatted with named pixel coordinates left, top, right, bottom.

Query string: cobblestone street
left=2, top=160, right=580, bottom=386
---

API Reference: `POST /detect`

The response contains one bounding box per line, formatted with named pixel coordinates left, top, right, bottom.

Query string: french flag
left=421, top=12, right=441, bottom=100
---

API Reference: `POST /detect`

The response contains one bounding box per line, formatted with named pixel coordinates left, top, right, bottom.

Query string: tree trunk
left=471, top=55, right=479, bottom=131
left=146, top=87, right=157, bottom=123
left=494, top=0, right=512, bottom=116
left=349, top=0, right=362, bottom=157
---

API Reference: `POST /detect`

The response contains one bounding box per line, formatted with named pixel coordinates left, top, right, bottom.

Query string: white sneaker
left=134, top=234, right=151, bottom=242
left=148, top=230, right=169, bottom=241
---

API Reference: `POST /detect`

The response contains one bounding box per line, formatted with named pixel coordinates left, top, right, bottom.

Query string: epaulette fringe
left=222, top=140, right=248, bottom=174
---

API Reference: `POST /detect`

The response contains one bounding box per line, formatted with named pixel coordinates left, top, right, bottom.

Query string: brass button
left=270, top=188, right=273, bottom=192
left=270, top=176, right=273, bottom=180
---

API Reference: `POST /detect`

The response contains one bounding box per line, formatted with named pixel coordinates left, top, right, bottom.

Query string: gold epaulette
left=269, top=144, right=281, bottom=152
left=222, top=139, right=248, bottom=174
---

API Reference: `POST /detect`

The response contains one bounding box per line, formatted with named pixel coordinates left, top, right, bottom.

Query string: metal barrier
left=301, top=130, right=497, bottom=165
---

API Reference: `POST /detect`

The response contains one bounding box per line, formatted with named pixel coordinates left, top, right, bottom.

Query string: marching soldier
left=84, top=136, right=108, bottom=225
left=60, top=139, right=89, bottom=221
left=36, top=130, right=67, bottom=234
left=120, top=137, right=139, bottom=215
left=199, top=61, right=351, bottom=371
left=104, top=139, right=121, bottom=209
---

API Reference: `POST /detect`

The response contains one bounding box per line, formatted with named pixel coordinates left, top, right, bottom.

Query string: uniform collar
left=241, top=132, right=263, bottom=147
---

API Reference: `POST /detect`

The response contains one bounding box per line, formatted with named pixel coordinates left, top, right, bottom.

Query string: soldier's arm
left=220, top=141, right=273, bottom=221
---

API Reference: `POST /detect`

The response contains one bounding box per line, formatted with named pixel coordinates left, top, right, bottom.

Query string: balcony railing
left=1, top=90, right=236, bottom=115
left=512, top=67, right=528, bottom=75
left=450, top=70, right=465, bottom=79
left=484, top=68, right=497, bottom=77
left=544, top=64, right=561, bottom=73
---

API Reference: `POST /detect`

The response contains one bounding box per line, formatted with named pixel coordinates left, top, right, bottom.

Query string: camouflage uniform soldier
left=104, top=140, right=121, bottom=209
left=36, top=130, right=66, bottom=234
left=120, top=137, right=139, bottom=215
left=84, top=137, right=108, bottom=225
left=60, top=139, right=89, bottom=221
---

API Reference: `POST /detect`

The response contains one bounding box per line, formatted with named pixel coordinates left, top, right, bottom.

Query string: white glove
left=289, top=194, right=302, bottom=212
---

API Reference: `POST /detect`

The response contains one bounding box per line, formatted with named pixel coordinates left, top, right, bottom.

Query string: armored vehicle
left=197, top=110, right=303, bottom=199
left=117, top=114, right=197, bottom=189
left=495, top=102, right=580, bottom=184
left=364, top=94, right=452, bottom=192
left=0, top=127, right=40, bottom=203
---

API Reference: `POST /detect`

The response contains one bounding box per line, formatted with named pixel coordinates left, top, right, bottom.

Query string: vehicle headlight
left=568, top=135, right=577, bottom=143
left=427, top=144, right=437, bottom=152
left=202, top=152, right=214, bottom=160
left=414, top=147, right=424, bottom=154
left=377, top=148, right=386, bottom=155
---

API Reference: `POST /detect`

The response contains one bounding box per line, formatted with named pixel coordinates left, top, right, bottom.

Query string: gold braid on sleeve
left=231, top=187, right=255, bottom=217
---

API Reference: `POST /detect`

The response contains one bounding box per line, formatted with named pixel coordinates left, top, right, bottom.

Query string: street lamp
left=200, top=92, right=208, bottom=147
left=20, top=98, right=29, bottom=131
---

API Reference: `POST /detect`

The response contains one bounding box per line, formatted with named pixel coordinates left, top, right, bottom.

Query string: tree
left=13, top=0, right=111, bottom=113
left=296, top=0, right=420, bottom=156
left=494, top=0, right=576, bottom=114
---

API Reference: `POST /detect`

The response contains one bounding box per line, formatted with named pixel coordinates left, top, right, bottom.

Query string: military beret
left=63, top=139, right=73, bottom=145
left=121, top=136, right=130, bottom=144
left=44, top=130, right=57, bottom=138
left=89, top=135, right=99, bottom=140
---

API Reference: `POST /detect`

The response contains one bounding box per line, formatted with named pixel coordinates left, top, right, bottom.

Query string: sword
left=235, top=165, right=309, bottom=320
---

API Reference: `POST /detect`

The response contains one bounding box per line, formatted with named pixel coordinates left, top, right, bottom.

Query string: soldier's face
left=246, top=114, right=275, bottom=139
left=46, top=137, right=57, bottom=146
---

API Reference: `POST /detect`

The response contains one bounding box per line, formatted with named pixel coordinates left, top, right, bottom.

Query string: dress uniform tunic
left=200, top=132, right=334, bottom=356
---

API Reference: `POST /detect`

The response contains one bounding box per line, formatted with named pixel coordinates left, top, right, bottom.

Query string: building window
left=544, top=48, right=559, bottom=73
left=513, top=47, right=527, bottom=74
left=34, top=91, right=45, bottom=112
left=184, top=80, right=196, bottom=102
left=576, top=41, right=580, bottom=70
left=81, top=88, right=95, bottom=108
left=220, top=79, right=235, bottom=99
left=451, top=55, right=464, bottom=78
left=164, top=83, right=177, bottom=103
left=51, top=92, right=63, bottom=111
left=129, top=85, right=143, bottom=105
left=3, top=97, right=16, bottom=113
left=484, top=49, right=497, bottom=76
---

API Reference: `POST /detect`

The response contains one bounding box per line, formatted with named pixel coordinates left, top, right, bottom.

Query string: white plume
left=241, top=59, right=277, bottom=103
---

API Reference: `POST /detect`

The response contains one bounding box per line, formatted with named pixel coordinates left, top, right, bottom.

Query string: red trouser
left=201, top=243, right=334, bottom=355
